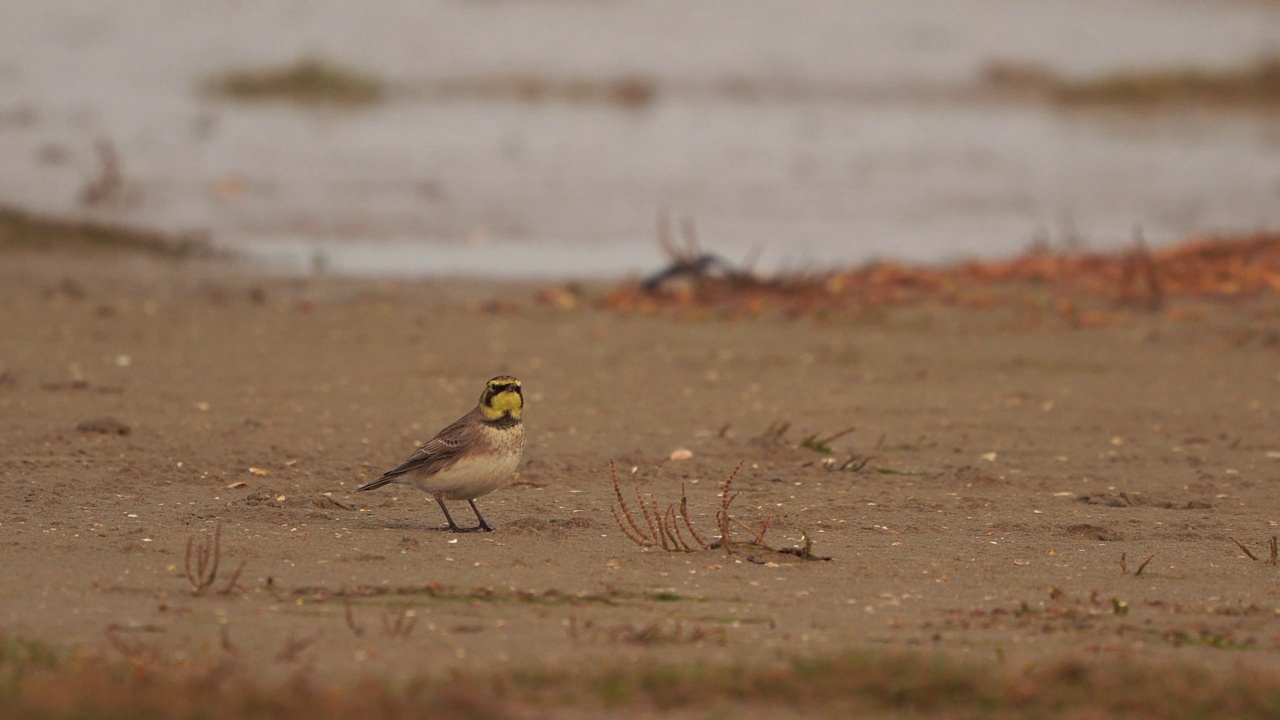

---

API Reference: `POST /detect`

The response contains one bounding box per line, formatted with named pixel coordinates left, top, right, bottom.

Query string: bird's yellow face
left=480, top=376, right=523, bottom=422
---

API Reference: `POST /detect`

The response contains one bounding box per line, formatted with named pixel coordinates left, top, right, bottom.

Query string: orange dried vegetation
left=594, top=233, right=1280, bottom=318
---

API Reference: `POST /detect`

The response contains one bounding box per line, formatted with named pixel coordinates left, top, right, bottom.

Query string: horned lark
left=357, top=376, right=525, bottom=533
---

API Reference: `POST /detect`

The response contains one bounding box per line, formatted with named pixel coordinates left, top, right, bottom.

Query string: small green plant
left=986, top=56, right=1280, bottom=106
left=1053, top=57, right=1280, bottom=105
left=0, top=635, right=67, bottom=670
left=206, top=58, right=385, bottom=105
left=0, top=205, right=208, bottom=256
left=422, top=74, right=657, bottom=108
left=800, top=427, right=854, bottom=454
left=874, top=466, right=913, bottom=476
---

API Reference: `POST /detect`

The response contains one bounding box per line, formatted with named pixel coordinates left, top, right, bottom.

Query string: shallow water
left=1, top=0, right=1279, bottom=278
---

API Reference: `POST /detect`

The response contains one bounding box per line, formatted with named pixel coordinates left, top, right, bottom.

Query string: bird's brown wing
left=379, top=409, right=479, bottom=480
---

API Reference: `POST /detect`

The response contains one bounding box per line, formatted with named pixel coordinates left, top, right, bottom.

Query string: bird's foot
left=448, top=523, right=493, bottom=534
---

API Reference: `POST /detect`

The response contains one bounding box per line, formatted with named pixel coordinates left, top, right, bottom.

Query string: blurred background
left=1, top=0, right=1278, bottom=278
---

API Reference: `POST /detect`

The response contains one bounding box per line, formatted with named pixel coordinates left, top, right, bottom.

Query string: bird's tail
left=356, top=475, right=397, bottom=492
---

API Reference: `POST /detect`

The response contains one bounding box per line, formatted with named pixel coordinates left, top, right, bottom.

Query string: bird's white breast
left=419, top=452, right=520, bottom=500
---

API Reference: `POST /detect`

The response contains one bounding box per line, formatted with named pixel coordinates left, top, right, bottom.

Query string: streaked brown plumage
left=357, top=376, right=524, bottom=532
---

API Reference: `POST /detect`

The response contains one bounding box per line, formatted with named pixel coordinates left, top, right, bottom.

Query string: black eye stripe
left=490, top=383, right=521, bottom=394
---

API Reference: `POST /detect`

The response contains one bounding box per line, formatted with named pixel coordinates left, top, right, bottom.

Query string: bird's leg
left=466, top=499, right=494, bottom=533
left=434, top=497, right=465, bottom=533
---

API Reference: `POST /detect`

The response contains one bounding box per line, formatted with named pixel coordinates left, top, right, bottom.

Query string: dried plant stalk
left=610, top=460, right=657, bottom=547
left=343, top=598, right=365, bottom=637
left=1230, top=536, right=1258, bottom=561
left=610, top=460, right=714, bottom=552
left=607, top=459, right=800, bottom=558
left=182, top=523, right=245, bottom=596
left=714, top=461, right=746, bottom=555
left=679, top=484, right=709, bottom=548
left=640, top=493, right=662, bottom=547
left=1134, top=552, right=1157, bottom=577
left=219, top=558, right=247, bottom=596
left=184, top=524, right=224, bottom=595
left=665, top=504, right=692, bottom=551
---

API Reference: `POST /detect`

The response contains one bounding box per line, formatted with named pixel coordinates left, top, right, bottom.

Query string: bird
left=357, top=375, right=525, bottom=533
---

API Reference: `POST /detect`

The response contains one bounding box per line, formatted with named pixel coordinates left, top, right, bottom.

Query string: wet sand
left=1, top=245, right=1279, bottom=705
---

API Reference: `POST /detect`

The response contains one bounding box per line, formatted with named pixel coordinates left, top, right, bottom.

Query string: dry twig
left=1230, top=535, right=1278, bottom=565
left=801, top=426, right=856, bottom=454
left=1134, top=552, right=1157, bottom=577
left=1230, top=536, right=1259, bottom=561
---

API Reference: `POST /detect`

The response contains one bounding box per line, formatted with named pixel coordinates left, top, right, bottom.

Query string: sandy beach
left=2, top=234, right=1279, bottom=714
